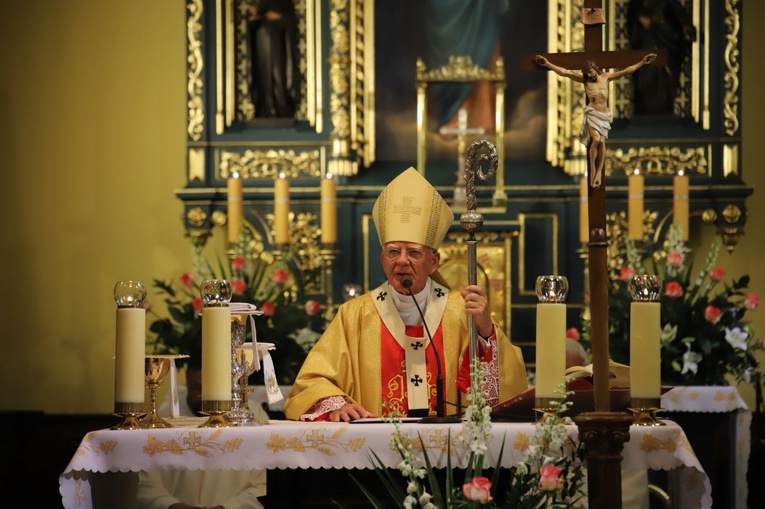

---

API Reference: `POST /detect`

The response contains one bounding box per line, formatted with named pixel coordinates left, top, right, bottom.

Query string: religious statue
left=534, top=53, right=657, bottom=188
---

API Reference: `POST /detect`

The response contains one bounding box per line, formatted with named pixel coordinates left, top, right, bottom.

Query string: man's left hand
left=460, top=285, right=493, bottom=338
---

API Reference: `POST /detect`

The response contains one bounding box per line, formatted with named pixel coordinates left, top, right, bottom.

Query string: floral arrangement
left=355, top=361, right=585, bottom=508
left=580, top=223, right=762, bottom=388
left=147, top=228, right=322, bottom=384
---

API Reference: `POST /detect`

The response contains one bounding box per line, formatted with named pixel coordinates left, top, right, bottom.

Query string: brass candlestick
left=628, top=398, right=665, bottom=426
left=112, top=402, right=145, bottom=430
left=199, top=400, right=232, bottom=428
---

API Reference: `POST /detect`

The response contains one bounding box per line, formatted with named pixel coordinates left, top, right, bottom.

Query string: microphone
left=402, top=276, right=461, bottom=424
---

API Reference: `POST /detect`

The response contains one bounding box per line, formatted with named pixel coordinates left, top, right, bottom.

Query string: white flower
left=681, top=344, right=703, bottom=374
left=725, top=327, right=749, bottom=351
left=406, top=481, right=417, bottom=495
left=419, top=491, right=433, bottom=505
left=660, top=323, right=678, bottom=345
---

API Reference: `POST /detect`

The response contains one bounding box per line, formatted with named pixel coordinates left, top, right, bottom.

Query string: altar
left=60, top=419, right=712, bottom=509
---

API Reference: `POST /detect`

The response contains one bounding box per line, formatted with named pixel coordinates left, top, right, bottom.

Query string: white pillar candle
left=274, top=174, right=290, bottom=245
left=227, top=173, right=243, bottom=244
left=114, top=307, right=146, bottom=403
left=579, top=174, right=589, bottom=244
left=321, top=173, right=337, bottom=244
left=673, top=171, right=689, bottom=241
left=628, top=169, right=644, bottom=240
left=630, top=301, right=661, bottom=399
left=535, top=303, right=567, bottom=399
left=202, top=306, right=232, bottom=402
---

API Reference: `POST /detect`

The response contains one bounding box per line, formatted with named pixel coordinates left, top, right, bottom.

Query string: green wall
left=1, top=0, right=763, bottom=413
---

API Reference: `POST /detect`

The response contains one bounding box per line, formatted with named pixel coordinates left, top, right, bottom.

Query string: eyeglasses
left=382, top=247, right=433, bottom=262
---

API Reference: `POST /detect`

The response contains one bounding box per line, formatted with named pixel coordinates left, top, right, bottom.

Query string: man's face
left=380, top=242, right=440, bottom=294
left=585, top=68, right=599, bottom=82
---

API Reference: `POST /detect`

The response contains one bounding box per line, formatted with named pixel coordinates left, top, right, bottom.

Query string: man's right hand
left=328, top=403, right=377, bottom=422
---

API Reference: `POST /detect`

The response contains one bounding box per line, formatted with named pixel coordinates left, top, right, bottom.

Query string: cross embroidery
left=392, top=196, right=423, bottom=223
left=410, top=340, right=423, bottom=351
left=183, top=432, right=202, bottom=450
left=306, top=429, right=325, bottom=448
left=434, top=287, right=444, bottom=298
left=377, top=291, right=387, bottom=301
left=410, top=374, right=423, bottom=386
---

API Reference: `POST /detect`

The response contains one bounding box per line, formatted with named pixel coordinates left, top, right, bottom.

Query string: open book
left=490, top=361, right=669, bottom=422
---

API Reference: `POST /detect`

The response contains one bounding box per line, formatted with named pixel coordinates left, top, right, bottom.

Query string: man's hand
left=460, top=285, right=493, bottom=338
left=643, top=53, right=657, bottom=65
left=534, top=54, right=550, bottom=68
left=329, top=403, right=377, bottom=422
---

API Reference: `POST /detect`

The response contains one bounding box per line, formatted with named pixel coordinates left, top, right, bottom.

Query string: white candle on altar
left=629, top=275, right=662, bottom=400
left=673, top=170, right=689, bottom=241
left=321, top=173, right=337, bottom=244
left=534, top=276, right=568, bottom=401
left=202, top=306, right=232, bottom=402
left=227, top=172, right=243, bottom=244
left=579, top=174, right=589, bottom=244
left=113, top=281, right=147, bottom=404
left=628, top=169, right=644, bottom=240
left=274, top=173, right=290, bottom=245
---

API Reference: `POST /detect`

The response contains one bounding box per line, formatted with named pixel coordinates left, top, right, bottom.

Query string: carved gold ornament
left=187, top=207, right=208, bottom=227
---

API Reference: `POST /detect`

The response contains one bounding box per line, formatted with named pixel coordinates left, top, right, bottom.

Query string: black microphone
left=402, top=276, right=461, bottom=423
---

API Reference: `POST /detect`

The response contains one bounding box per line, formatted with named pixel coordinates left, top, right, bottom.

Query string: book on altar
left=490, top=360, right=669, bottom=422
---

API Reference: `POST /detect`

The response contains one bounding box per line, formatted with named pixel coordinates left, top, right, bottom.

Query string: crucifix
left=439, top=108, right=485, bottom=211
left=522, top=2, right=664, bottom=508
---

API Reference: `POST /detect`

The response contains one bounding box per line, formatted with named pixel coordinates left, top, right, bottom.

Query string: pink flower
left=704, top=305, right=722, bottom=325
left=231, top=256, right=246, bottom=271
left=745, top=293, right=760, bottom=310
left=566, top=327, right=580, bottom=341
left=709, top=267, right=726, bottom=282
left=666, top=251, right=684, bottom=268
left=270, top=269, right=289, bottom=284
left=179, top=272, right=195, bottom=288
left=539, top=464, right=563, bottom=491
left=619, top=266, right=636, bottom=282
left=664, top=281, right=684, bottom=298
left=461, top=477, right=493, bottom=503
left=305, top=300, right=321, bottom=316
left=231, top=279, right=247, bottom=295
left=260, top=302, right=275, bottom=316
left=192, top=297, right=204, bottom=314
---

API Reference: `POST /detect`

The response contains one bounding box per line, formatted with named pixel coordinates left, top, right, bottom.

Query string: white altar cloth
left=662, top=385, right=751, bottom=509
left=60, top=418, right=711, bottom=508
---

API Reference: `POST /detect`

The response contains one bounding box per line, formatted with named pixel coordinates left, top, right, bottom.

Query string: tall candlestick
left=274, top=174, right=290, bottom=245
left=673, top=171, right=689, bottom=241
left=535, top=276, right=568, bottom=402
left=200, top=280, right=232, bottom=403
left=113, top=281, right=147, bottom=404
left=579, top=174, right=589, bottom=244
left=628, top=169, right=644, bottom=240
left=227, top=173, right=243, bottom=244
left=629, top=275, right=662, bottom=400
left=321, top=173, right=337, bottom=244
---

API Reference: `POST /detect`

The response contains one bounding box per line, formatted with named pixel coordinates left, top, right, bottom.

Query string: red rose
left=270, top=269, right=289, bottom=285
left=745, top=293, right=759, bottom=310
left=619, top=266, right=636, bottom=282
left=704, top=305, right=722, bottom=324
left=539, top=464, right=563, bottom=491
left=231, top=279, right=247, bottom=295
left=566, top=327, right=580, bottom=341
left=709, top=267, right=725, bottom=282
left=192, top=297, right=204, bottom=314
left=179, top=272, right=195, bottom=288
left=260, top=302, right=275, bottom=316
left=666, top=252, right=684, bottom=268
left=664, top=281, right=683, bottom=298
left=304, top=300, right=321, bottom=316
left=461, top=476, right=493, bottom=503
left=231, top=256, right=246, bottom=271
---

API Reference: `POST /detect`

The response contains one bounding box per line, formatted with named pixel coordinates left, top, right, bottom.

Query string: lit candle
left=579, top=174, right=589, bottom=244
left=628, top=169, right=644, bottom=240
left=227, top=172, right=243, bottom=244
left=535, top=276, right=568, bottom=401
left=200, top=280, right=232, bottom=402
left=629, top=276, right=662, bottom=400
left=113, top=281, right=147, bottom=404
left=321, top=173, right=337, bottom=245
left=673, top=170, right=689, bottom=241
left=274, top=174, right=290, bottom=245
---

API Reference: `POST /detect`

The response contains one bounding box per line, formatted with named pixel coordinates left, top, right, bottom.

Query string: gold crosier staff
left=460, top=139, right=498, bottom=364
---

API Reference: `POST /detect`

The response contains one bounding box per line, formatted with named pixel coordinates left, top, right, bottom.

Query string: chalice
left=141, top=355, right=174, bottom=428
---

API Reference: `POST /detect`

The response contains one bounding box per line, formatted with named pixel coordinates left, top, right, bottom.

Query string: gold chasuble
left=283, top=283, right=527, bottom=420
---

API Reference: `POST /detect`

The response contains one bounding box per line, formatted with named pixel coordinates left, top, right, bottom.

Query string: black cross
left=410, top=340, right=423, bottom=351
left=376, top=291, right=387, bottom=301
left=434, top=287, right=444, bottom=298
left=410, top=374, right=423, bottom=386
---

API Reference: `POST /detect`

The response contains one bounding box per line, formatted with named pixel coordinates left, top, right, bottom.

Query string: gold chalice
left=141, top=355, right=174, bottom=428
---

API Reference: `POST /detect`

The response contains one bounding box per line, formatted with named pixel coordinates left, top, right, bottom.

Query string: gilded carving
left=701, top=209, right=718, bottom=224
left=416, top=55, right=504, bottom=82
left=187, top=207, right=208, bottom=227
left=723, top=0, right=741, bottom=136
left=211, top=210, right=227, bottom=227
left=187, top=0, right=205, bottom=141
left=722, top=204, right=742, bottom=224
left=266, top=212, right=322, bottom=292
left=328, top=0, right=354, bottom=175
left=605, top=146, right=708, bottom=176
left=219, top=149, right=321, bottom=179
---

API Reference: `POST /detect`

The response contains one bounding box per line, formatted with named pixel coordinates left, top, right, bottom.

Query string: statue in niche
left=627, top=0, right=696, bottom=117
left=247, top=0, right=301, bottom=119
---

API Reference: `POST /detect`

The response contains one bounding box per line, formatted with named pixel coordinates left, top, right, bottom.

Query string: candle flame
left=326, top=173, right=333, bottom=179
left=633, top=168, right=640, bottom=175
left=232, top=171, right=240, bottom=179
left=279, top=172, right=286, bottom=179
left=678, top=170, right=684, bottom=176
